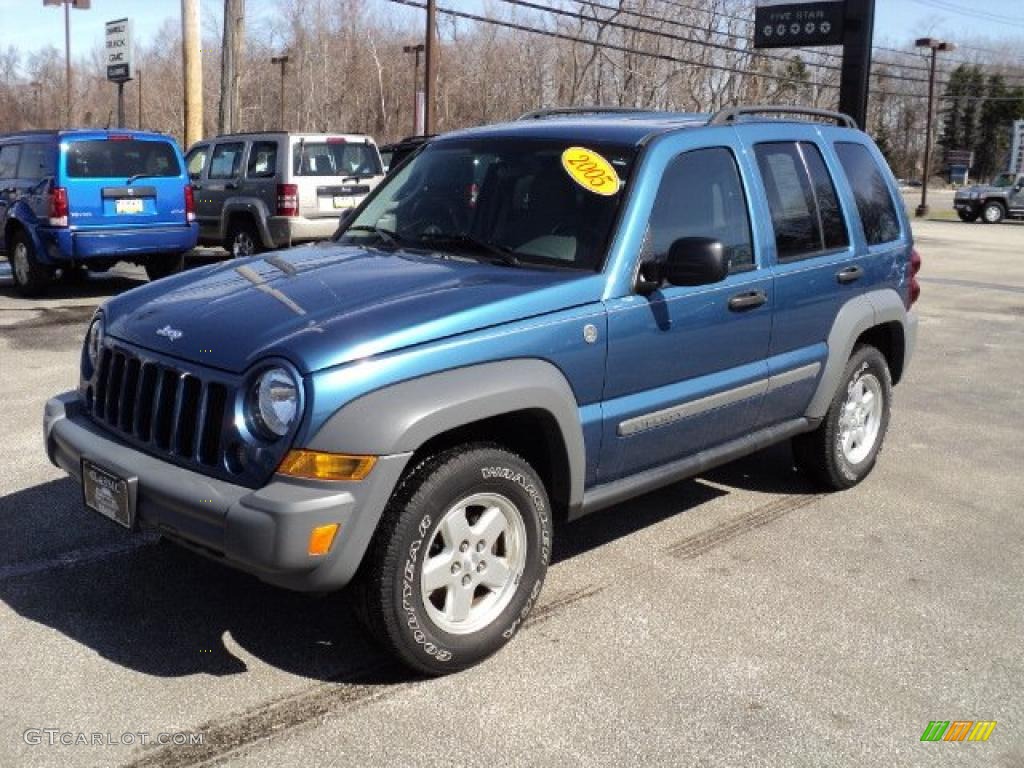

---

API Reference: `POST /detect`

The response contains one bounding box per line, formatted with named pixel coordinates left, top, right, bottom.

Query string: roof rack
left=518, top=106, right=654, bottom=121
left=709, top=106, right=858, bottom=130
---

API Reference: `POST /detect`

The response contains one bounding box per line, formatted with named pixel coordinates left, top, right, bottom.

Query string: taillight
left=909, top=248, right=922, bottom=307
left=49, top=186, right=69, bottom=227
left=276, top=183, right=299, bottom=217
left=184, top=184, right=196, bottom=223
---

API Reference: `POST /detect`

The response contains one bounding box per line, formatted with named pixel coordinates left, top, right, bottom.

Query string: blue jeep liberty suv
left=44, top=106, right=920, bottom=675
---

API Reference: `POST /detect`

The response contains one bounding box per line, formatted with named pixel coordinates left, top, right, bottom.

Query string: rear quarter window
left=66, top=139, right=182, bottom=179
left=834, top=142, right=901, bottom=245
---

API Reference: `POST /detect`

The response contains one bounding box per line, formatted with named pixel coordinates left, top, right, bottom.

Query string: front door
left=600, top=144, right=772, bottom=483
left=201, top=141, right=247, bottom=241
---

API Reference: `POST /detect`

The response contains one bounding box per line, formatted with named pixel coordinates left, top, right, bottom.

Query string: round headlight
left=85, top=316, right=104, bottom=368
left=250, top=367, right=299, bottom=439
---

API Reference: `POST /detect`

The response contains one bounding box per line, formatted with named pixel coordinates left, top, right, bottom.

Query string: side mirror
left=641, top=237, right=728, bottom=289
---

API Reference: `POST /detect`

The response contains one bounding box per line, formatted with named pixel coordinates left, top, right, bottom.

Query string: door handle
left=728, top=290, right=767, bottom=311
left=836, top=265, right=864, bottom=284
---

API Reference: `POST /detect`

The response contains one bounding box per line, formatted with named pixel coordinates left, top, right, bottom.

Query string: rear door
left=203, top=141, right=247, bottom=234
left=735, top=125, right=863, bottom=427
left=185, top=143, right=216, bottom=238
left=289, top=136, right=384, bottom=218
left=62, top=135, right=188, bottom=231
left=241, top=138, right=278, bottom=217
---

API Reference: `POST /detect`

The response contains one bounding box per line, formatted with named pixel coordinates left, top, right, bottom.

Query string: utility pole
left=403, top=43, right=425, bottom=135
left=915, top=38, right=955, bottom=218
left=181, top=0, right=204, bottom=147
left=218, top=0, right=245, bottom=135
left=43, top=0, right=91, bottom=126
left=837, top=0, right=875, bottom=130
left=138, top=70, right=143, bottom=129
left=271, top=55, right=289, bottom=130
left=424, top=0, right=437, bottom=134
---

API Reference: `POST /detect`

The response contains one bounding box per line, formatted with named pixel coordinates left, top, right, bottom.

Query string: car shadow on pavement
left=0, top=444, right=812, bottom=683
left=0, top=477, right=391, bottom=683
left=552, top=441, right=817, bottom=564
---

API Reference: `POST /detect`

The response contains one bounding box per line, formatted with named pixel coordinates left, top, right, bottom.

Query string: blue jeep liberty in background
left=0, top=129, right=198, bottom=296
left=43, top=106, right=920, bottom=675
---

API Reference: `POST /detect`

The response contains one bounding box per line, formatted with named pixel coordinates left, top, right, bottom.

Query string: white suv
left=185, top=132, right=385, bottom=256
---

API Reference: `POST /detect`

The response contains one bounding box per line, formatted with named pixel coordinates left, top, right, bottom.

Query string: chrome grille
left=91, top=346, right=229, bottom=469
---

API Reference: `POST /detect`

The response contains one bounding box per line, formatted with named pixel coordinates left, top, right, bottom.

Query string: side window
left=645, top=147, right=755, bottom=273
left=0, top=145, right=20, bottom=179
left=754, top=142, right=849, bottom=261
left=834, top=142, right=901, bottom=245
left=208, top=142, right=245, bottom=180
left=247, top=141, right=278, bottom=178
left=185, top=146, right=209, bottom=181
left=16, top=143, right=56, bottom=179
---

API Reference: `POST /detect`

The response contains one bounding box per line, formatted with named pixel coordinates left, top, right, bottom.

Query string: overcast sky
left=0, top=0, right=1021, bottom=64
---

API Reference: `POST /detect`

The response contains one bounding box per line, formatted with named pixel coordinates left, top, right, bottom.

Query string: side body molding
left=307, top=359, right=588, bottom=511
left=805, top=288, right=913, bottom=421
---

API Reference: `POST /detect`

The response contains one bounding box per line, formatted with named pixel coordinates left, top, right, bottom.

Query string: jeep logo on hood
left=155, top=325, right=183, bottom=342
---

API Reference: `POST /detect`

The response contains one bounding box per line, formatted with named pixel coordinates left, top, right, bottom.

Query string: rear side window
left=17, top=143, right=56, bottom=178
left=835, top=142, right=901, bottom=245
left=66, top=139, right=182, bottom=179
left=208, top=142, right=245, bottom=180
left=645, top=147, right=755, bottom=273
left=755, top=142, right=849, bottom=261
left=293, top=141, right=381, bottom=177
left=247, top=141, right=278, bottom=178
left=0, top=145, right=20, bottom=179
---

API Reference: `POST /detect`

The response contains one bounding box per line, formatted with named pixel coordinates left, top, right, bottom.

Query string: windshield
left=991, top=173, right=1017, bottom=188
left=337, top=138, right=636, bottom=271
left=65, top=139, right=181, bottom=179
left=293, top=141, right=382, bottom=177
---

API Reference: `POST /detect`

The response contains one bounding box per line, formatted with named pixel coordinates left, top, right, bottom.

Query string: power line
left=396, top=0, right=1024, bottom=107
left=908, top=0, right=1024, bottom=30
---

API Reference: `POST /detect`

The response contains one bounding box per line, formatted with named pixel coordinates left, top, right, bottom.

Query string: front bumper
left=41, top=224, right=200, bottom=264
left=43, top=392, right=410, bottom=591
left=953, top=199, right=981, bottom=215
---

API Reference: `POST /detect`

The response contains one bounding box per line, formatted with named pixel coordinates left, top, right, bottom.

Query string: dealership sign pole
left=106, top=18, right=134, bottom=129
left=754, top=0, right=875, bottom=131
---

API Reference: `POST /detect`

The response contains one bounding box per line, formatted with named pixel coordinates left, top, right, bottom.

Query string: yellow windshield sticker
left=561, top=147, right=620, bottom=196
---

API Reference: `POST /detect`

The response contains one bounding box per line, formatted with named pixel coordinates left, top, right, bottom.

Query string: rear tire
left=9, top=231, right=52, bottom=297
left=793, top=345, right=892, bottom=491
left=144, top=252, right=185, bottom=282
left=351, top=444, right=552, bottom=676
left=225, top=219, right=263, bottom=258
left=957, top=210, right=978, bottom=223
left=981, top=201, right=1005, bottom=224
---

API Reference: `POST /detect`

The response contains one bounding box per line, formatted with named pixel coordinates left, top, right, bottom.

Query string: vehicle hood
left=956, top=184, right=1002, bottom=196
left=104, top=243, right=596, bottom=374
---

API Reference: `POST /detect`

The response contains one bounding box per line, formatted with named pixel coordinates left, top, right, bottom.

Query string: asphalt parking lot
left=1, top=218, right=1022, bottom=767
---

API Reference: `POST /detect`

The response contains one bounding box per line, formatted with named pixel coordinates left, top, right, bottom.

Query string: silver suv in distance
left=186, top=132, right=385, bottom=256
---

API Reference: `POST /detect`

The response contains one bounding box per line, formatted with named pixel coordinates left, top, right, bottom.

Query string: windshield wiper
left=126, top=173, right=159, bottom=184
left=344, top=225, right=404, bottom=248
left=417, top=232, right=519, bottom=266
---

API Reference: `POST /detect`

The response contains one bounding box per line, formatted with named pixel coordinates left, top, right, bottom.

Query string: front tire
left=793, top=345, right=892, bottom=490
left=981, top=201, right=1005, bottom=224
left=9, top=231, right=52, bottom=297
left=352, top=445, right=552, bottom=676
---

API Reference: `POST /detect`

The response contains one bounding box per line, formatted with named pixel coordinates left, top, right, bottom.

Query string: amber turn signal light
left=308, top=523, right=340, bottom=556
left=277, top=450, right=376, bottom=481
